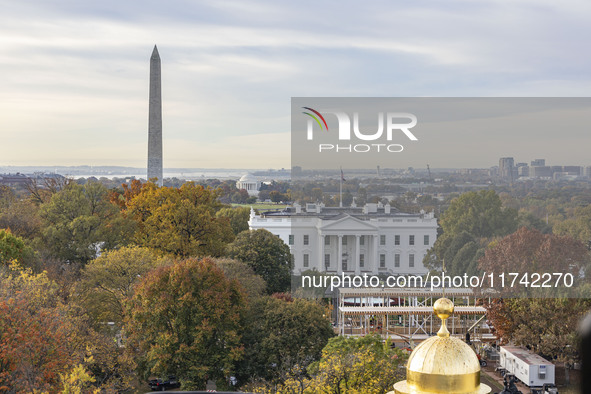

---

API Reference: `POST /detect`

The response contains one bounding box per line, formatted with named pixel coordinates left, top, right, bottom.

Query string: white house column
left=319, top=234, right=325, bottom=271
left=373, top=234, right=379, bottom=274
left=355, top=235, right=361, bottom=275
left=337, top=235, right=343, bottom=274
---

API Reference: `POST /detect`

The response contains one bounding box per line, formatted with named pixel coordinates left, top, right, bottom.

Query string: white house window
left=395, top=235, right=400, bottom=245
left=342, top=236, right=347, bottom=245
left=380, top=235, right=386, bottom=245
left=409, top=254, right=415, bottom=268
left=324, top=236, right=330, bottom=246
left=395, top=253, right=400, bottom=268
left=380, top=254, right=386, bottom=268
left=325, top=254, right=330, bottom=268
left=360, top=236, right=364, bottom=245
left=409, top=235, right=415, bottom=246
left=424, top=235, right=429, bottom=245
left=288, top=235, right=294, bottom=245
left=303, top=254, right=309, bottom=267
left=303, top=235, right=309, bottom=245
left=360, top=254, right=365, bottom=267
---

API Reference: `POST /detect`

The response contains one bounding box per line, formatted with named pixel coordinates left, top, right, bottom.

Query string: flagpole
left=339, top=167, right=343, bottom=207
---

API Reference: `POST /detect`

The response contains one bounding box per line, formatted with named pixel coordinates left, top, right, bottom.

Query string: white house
left=249, top=202, right=438, bottom=275
left=236, top=174, right=261, bottom=196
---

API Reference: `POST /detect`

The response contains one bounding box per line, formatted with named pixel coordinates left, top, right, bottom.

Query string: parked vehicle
left=530, top=383, right=558, bottom=394
left=498, top=346, right=555, bottom=388
left=148, top=375, right=180, bottom=391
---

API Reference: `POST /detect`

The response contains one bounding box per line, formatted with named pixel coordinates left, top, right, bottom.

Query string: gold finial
left=433, top=297, right=454, bottom=338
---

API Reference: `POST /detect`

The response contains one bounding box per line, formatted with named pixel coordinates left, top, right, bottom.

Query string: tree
left=486, top=298, right=591, bottom=373
left=479, top=227, right=588, bottom=278
left=236, top=296, right=334, bottom=385
left=213, top=258, right=266, bottom=300
left=125, top=257, right=246, bottom=390
left=0, top=198, right=42, bottom=240
left=269, top=191, right=285, bottom=204
left=120, top=182, right=234, bottom=257
left=425, top=190, right=518, bottom=273
left=77, top=246, right=169, bottom=326
left=231, top=189, right=250, bottom=204
left=216, top=206, right=251, bottom=235
left=481, top=228, right=591, bottom=383
left=517, top=210, right=552, bottom=234
left=39, top=181, right=134, bottom=265
left=554, top=204, right=591, bottom=245
left=0, top=264, right=84, bottom=392
left=440, top=190, right=518, bottom=238
left=0, top=229, right=32, bottom=267
left=26, top=176, right=74, bottom=205
left=228, top=229, right=293, bottom=294
left=0, top=185, right=15, bottom=212
left=266, top=334, right=408, bottom=394
left=0, top=263, right=135, bottom=392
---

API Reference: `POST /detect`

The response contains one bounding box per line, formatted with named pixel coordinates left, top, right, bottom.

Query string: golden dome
left=391, top=298, right=491, bottom=394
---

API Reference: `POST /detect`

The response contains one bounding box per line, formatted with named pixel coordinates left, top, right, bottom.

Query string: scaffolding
left=338, top=288, right=495, bottom=346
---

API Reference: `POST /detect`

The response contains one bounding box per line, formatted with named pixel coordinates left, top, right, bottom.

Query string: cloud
left=0, top=0, right=590, bottom=168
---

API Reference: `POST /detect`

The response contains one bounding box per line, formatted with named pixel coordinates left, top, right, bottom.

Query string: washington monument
left=147, top=45, right=163, bottom=186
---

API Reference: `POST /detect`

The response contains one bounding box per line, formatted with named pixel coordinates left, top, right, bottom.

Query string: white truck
left=498, top=346, right=556, bottom=390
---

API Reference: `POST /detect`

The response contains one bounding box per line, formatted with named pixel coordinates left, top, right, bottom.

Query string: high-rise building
left=499, top=157, right=515, bottom=181
left=147, top=45, right=163, bottom=186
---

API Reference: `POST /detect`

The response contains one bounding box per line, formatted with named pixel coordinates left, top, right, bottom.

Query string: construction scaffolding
left=338, top=287, right=495, bottom=346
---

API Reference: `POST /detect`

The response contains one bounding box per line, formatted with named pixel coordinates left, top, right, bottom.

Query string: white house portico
left=249, top=202, right=438, bottom=276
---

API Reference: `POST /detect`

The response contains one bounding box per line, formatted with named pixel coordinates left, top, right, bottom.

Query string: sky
left=1, top=0, right=591, bottom=169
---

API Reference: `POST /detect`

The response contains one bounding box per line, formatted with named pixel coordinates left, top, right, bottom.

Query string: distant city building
left=530, top=166, right=553, bottom=178
left=0, top=173, right=65, bottom=186
left=499, top=157, right=516, bottom=181
left=249, top=202, right=437, bottom=275
left=562, top=166, right=581, bottom=175
left=531, top=159, right=546, bottom=167
left=585, top=166, right=591, bottom=178
left=518, top=166, right=529, bottom=177
left=236, top=174, right=261, bottom=196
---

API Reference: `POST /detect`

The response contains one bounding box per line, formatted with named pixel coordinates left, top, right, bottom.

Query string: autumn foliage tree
left=77, top=246, right=169, bottom=327
left=0, top=229, right=32, bottom=267
left=0, top=264, right=85, bottom=392
left=479, top=227, right=589, bottom=278
left=263, top=334, right=408, bottom=394
left=213, top=258, right=266, bottom=300
left=236, top=295, right=334, bottom=385
left=125, top=257, right=246, bottom=390
left=115, top=181, right=234, bottom=257
left=480, top=227, right=591, bottom=370
left=39, top=181, right=134, bottom=265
